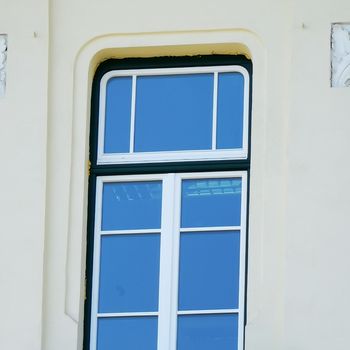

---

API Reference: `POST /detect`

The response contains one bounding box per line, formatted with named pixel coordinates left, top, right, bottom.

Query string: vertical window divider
left=169, top=174, right=182, bottom=350
left=157, top=174, right=176, bottom=349
left=129, top=75, right=137, bottom=153
left=211, top=72, right=218, bottom=150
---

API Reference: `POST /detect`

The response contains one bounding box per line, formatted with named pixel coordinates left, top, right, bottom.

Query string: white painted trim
left=212, top=72, right=218, bottom=150
left=97, top=65, right=250, bottom=164
left=157, top=174, right=176, bottom=350
left=180, top=226, right=241, bottom=232
left=100, top=228, right=161, bottom=235
left=97, top=311, right=158, bottom=318
left=98, top=148, right=247, bottom=165
left=177, top=309, right=239, bottom=315
left=169, top=174, right=182, bottom=350
left=129, top=75, right=137, bottom=152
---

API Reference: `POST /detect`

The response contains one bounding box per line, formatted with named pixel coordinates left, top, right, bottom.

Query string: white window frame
left=89, top=171, right=248, bottom=350
left=97, top=65, right=250, bottom=165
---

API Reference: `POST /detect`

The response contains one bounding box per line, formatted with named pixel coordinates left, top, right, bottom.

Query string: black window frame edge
left=83, top=54, right=253, bottom=350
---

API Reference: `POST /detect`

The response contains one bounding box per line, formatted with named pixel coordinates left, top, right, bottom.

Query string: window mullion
left=157, top=173, right=177, bottom=349
left=168, top=174, right=182, bottom=350
left=212, top=71, right=218, bottom=150
left=129, top=75, right=137, bottom=153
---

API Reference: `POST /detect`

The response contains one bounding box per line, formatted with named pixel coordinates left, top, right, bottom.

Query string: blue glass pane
left=177, top=314, right=238, bottom=350
left=217, top=73, right=244, bottom=149
left=97, top=317, right=158, bottom=350
left=98, top=234, right=160, bottom=313
left=178, top=231, right=240, bottom=310
left=104, top=77, right=132, bottom=153
left=102, top=181, right=162, bottom=230
left=181, top=178, right=242, bottom=228
left=134, top=74, right=213, bottom=152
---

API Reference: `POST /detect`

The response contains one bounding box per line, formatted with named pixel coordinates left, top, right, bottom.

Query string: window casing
left=85, top=56, right=251, bottom=350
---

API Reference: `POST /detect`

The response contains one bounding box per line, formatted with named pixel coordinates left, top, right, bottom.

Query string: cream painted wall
left=1, top=0, right=350, bottom=349
left=0, top=0, right=48, bottom=349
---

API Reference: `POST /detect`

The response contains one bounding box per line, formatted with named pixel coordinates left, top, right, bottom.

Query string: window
left=85, top=56, right=251, bottom=350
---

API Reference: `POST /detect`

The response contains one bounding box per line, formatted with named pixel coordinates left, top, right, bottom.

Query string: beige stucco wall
left=0, top=0, right=350, bottom=349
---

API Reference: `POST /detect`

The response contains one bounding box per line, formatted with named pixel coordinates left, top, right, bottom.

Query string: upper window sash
left=97, top=65, right=250, bottom=165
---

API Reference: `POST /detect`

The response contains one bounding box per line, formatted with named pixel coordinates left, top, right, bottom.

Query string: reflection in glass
left=134, top=74, right=213, bottom=152
left=177, top=314, right=238, bottom=350
left=104, top=77, right=132, bottom=153
left=102, top=181, right=162, bottom=230
left=178, top=231, right=240, bottom=310
left=181, top=178, right=242, bottom=227
left=217, top=73, right=244, bottom=149
left=98, top=234, right=160, bottom=313
left=97, top=317, right=158, bottom=350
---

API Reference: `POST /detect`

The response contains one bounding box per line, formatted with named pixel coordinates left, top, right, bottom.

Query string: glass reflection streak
left=101, top=181, right=162, bottom=230
left=181, top=178, right=242, bottom=227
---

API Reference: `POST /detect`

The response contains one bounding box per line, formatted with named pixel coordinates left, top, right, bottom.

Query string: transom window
left=97, top=66, right=249, bottom=164
left=85, top=56, right=251, bottom=350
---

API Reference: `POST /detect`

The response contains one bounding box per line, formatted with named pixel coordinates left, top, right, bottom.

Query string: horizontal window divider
left=177, top=309, right=239, bottom=315
left=99, top=229, right=161, bottom=235
left=90, top=160, right=251, bottom=176
left=97, top=149, right=248, bottom=166
left=97, top=311, right=159, bottom=318
left=180, top=226, right=241, bottom=232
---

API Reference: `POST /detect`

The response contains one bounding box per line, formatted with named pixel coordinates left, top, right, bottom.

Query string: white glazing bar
left=241, top=72, right=250, bottom=157
left=212, top=72, right=218, bottom=150
left=157, top=174, right=176, bottom=350
left=98, top=149, right=247, bottom=165
left=129, top=75, right=137, bottom=153
left=177, top=309, right=239, bottom=315
left=97, top=311, right=158, bottom=318
left=238, top=172, right=248, bottom=350
left=168, top=175, right=182, bottom=350
left=100, top=228, right=161, bottom=235
left=89, top=178, right=104, bottom=350
left=180, top=226, right=241, bottom=232
left=101, top=65, right=248, bottom=78
left=97, top=79, right=107, bottom=161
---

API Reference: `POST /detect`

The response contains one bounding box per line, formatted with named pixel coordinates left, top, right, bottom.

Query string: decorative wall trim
left=331, top=24, right=350, bottom=87
left=0, top=34, right=7, bottom=97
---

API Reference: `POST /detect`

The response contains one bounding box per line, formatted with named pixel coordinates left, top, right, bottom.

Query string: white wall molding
left=331, top=24, right=350, bottom=87
left=0, top=35, right=7, bottom=97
